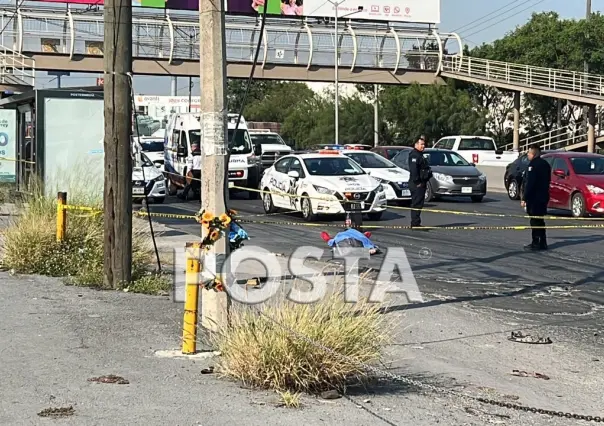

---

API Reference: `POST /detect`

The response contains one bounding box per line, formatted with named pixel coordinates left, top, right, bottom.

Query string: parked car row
left=505, top=151, right=604, bottom=217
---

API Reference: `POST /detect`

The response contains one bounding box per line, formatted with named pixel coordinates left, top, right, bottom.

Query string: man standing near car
left=409, top=136, right=432, bottom=228
left=179, top=142, right=202, bottom=200
left=521, top=144, right=551, bottom=251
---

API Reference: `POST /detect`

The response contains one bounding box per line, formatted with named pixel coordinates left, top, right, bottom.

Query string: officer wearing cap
left=408, top=136, right=432, bottom=228
left=521, top=144, right=551, bottom=250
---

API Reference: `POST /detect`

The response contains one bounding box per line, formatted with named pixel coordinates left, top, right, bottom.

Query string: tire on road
left=471, top=195, right=484, bottom=203
left=262, top=188, right=278, bottom=214
left=571, top=192, right=586, bottom=217
left=301, top=195, right=317, bottom=222
left=507, top=179, right=520, bottom=200
left=425, top=182, right=434, bottom=202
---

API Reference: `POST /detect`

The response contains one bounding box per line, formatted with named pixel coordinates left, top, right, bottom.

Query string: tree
left=244, top=82, right=316, bottom=122
left=380, top=83, right=487, bottom=145
left=226, top=79, right=280, bottom=113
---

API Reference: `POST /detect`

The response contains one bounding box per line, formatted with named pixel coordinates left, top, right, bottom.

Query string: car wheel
left=167, top=179, right=178, bottom=196
left=367, top=211, right=383, bottom=221
left=154, top=197, right=165, bottom=204
left=507, top=179, right=519, bottom=200
left=262, top=189, right=278, bottom=214
left=301, top=195, right=317, bottom=222
left=571, top=192, right=586, bottom=217
left=471, top=195, right=484, bottom=203
left=424, top=183, right=433, bottom=202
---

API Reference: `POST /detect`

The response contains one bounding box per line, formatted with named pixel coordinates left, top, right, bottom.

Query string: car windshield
left=303, top=157, right=365, bottom=176
left=570, top=157, right=604, bottom=175
left=457, top=137, right=496, bottom=151
left=186, top=129, right=253, bottom=154
left=424, top=150, right=472, bottom=166
left=228, top=129, right=253, bottom=154
left=345, top=152, right=396, bottom=169
left=139, top=141, right=164, bottom=152
left=138, top=153, right=154, bottom=168
left=250, top=134, right=286, bottom=145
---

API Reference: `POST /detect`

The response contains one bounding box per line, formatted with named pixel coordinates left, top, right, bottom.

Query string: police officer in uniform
left=521, top=144, right=551, bottom=251
left=179, top=142, right=202, bottom=200
left=408, top=136, right=432, bottom=228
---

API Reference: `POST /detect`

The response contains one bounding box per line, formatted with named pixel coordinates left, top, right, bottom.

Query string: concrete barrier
left=477, top=165, right=507, bottom=194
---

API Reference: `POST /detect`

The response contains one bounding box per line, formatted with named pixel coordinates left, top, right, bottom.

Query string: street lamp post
left=330, top=2, right=363, bottom=145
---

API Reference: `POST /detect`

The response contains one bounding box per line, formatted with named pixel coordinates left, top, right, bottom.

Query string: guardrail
left=0, top=44, right=35, bottom=87
left=442, top=55, right=604, bottom=100
left=503, top=126, right=573, bottom=152
left=0, top=7, right=463, bottom=74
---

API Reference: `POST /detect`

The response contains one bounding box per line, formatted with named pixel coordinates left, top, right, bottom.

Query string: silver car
left=392, top=148, right=487, bottom=202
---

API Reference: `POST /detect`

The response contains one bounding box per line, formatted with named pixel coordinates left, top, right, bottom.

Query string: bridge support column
left=513, top=91, right=520, bottom=151
left=588, top=104, right=596, bottom=153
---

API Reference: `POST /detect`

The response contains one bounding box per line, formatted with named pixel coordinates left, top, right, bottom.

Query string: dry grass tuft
left=214, top=283, right=391, bottom=393
left=277, top=390, right=301, bottom=408
left=0, top=181, right=158, bottom=290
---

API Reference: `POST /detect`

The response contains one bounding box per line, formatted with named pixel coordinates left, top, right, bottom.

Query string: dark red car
left=541, top=151, right=604, bottom=217
left=372, top=146, right=411, bottom=160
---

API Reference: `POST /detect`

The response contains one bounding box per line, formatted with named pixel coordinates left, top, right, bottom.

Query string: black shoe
left=524, top=242, right=539, bottom=251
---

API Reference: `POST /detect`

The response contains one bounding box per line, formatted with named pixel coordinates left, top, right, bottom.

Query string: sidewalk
left=2, top=272, right=601, bottom=425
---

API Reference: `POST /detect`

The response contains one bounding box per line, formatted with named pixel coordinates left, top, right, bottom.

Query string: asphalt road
left=142, top=190, right=604, bottom=336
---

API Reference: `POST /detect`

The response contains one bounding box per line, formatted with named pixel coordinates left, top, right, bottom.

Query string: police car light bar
left=318, top=150, right=342, bottom=155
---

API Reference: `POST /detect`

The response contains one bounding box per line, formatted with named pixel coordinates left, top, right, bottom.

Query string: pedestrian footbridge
left=3, top=6, right=604, bottom=151
left=0, top=7, right=457, bottom=86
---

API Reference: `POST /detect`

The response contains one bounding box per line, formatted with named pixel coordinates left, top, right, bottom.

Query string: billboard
left=34, top=0, right=197, bottom=9
left=32, top=0, right=440, bottom=22
left=0, top=110, right=17, bottom=183
left=227, top=0, right=440, bottom=23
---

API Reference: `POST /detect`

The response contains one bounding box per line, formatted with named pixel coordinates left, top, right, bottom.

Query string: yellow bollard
left=56, top=192, right=67, bottom=242
left=182, top=242, right=201, bottom=354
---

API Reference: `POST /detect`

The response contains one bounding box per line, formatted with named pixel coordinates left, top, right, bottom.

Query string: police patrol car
left=339, top=149, right=411, bottom=205
left=260, top=150, right=388, bottom=221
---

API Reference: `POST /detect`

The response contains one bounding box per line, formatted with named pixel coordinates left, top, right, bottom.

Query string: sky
left=28, top=0, right=600, bottom=95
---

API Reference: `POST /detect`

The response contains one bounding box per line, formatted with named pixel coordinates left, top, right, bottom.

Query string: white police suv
left=260, top=150, right=388, bottom=221
left=340, top=149, right=411, bottom=205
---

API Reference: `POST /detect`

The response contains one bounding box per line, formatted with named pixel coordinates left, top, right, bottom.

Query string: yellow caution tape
left=59, top=203, right=604, bottom=231
left=237, top=219, right=604, bottom=231
left=62, top=205, right=103, bottom=213
left=135, top=211, right=197, bottom=220
left=386, top=204, right=604, bottom=221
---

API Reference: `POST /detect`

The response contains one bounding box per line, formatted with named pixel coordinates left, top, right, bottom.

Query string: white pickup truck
left=432, top=136, right=518, bottom=166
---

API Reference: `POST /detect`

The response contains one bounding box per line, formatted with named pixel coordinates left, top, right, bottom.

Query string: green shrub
left=214, top=287, right=391, bottom=393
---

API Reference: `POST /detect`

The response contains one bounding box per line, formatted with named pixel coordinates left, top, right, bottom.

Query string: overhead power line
left=462, top=0, right=547, bottom=41
left=450, top=0, right=526, bottom=34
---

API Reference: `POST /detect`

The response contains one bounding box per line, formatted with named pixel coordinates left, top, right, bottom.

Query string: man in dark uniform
left=408, top=136, right=432, bottom=228
left=521, top=144, right=551, bottom=251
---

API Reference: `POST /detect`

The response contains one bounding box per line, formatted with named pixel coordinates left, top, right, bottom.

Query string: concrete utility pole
left=512, top=91, right=520, bottom=151
left=171, top=76, right=177, bottom=96
left=103, top=0, right=133, bottom=288
left=585, top=0, right=591, bottom=74
left=373, top=84, right=379, bottom=147
left=584, top=0, right=591, bottom=137
left=199, top=0, right=229, bottom=331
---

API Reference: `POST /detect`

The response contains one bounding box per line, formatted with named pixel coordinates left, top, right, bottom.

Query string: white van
left=164, top=113, right=262, bottom=199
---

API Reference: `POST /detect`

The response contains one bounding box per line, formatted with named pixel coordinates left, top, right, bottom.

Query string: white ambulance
left=163, top=113, right=262, bottom=199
